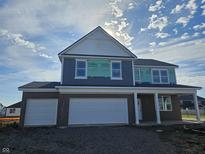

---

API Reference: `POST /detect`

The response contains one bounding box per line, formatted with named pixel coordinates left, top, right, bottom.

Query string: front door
left=138, top=99, right=142, bottom=120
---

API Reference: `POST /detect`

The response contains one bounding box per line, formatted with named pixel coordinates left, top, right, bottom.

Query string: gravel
left=0, top=126, right=177, bottom=154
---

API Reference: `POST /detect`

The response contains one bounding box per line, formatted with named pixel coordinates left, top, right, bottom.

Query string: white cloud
left=155, top=32, right=170, bottom=38
left=140, top=28, right=147, bottom=32
left=193, top=32, right=200, bottom=37
left=0, top=0, right=113, bottom=35
left=171, top=4, right=185, bottom=14
left=180, top=33, right=190, bottom=39
left=149, top=42, right=156, bottom=47
left=0, top=29, right=51, bottom=59
left=148, top=14, right=168, bottom=31
left=158, top=42, right=167, bottom=46
left=128, top=2, right=135, bottom=10
left=203, top=31, right=205, bottom=34
left=173, top=28, right=178, bottom=35
left=109, top=0, right=123, bottom=18
left=202, top=0, right=205, bottom=3
left=185, top=0, right=197, bottom=15
left=201, top=5, right=205, bottom=15
left=176, top=16, right=192, bottom=27
left=149, top=0, right=164, bottom=12
left=193, top=23, right=205, bottom=30
left=104, top=18, right=134, bottom=46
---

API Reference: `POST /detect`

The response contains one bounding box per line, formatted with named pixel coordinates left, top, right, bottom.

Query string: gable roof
left=58, top=26, right=137, bottom=58
left=7, top=102, right=21, bottom=108
left=134, top=59, right=178, bottom=67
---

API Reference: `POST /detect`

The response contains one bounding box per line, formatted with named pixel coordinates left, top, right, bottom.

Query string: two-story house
left=18, top=26, right=201, bottom=127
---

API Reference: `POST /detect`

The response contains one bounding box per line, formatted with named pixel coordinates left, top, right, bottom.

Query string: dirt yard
left=0, top=124, right=205, bottom=154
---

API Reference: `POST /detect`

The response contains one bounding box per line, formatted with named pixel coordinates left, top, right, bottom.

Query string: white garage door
left=68, top=98, right=128, bottom=125
left=24, top=99, right=58, bottom=126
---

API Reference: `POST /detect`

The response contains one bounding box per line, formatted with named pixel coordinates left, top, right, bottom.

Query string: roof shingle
left=134, top=59, right=178, bottom=67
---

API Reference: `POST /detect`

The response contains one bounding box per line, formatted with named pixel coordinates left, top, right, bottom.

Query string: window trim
left=135, top=68, right=141, bottom=82
left=111, top=60, right=122, bottom=80
left=159, top=96, right=172, bottom=111
left=75, top=59, right=87, bottom=79
left=151, top=69, right=169, bottom=84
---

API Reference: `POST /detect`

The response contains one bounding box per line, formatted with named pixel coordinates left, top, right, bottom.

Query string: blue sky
left=0, top=0, right=205, bottom=106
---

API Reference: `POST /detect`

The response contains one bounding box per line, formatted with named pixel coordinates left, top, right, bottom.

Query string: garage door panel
left=24, top=99, right=58, bottom=126
left=69, top=98, right=128, bottom=125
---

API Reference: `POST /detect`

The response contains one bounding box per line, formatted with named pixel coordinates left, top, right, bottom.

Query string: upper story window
left=159, top=96, right=172, bottom=111
left=152, top=69, right=169, bottom=84
left=111, top=61, right=122, bottom=80
left=75, top=59, right=87, bottom=79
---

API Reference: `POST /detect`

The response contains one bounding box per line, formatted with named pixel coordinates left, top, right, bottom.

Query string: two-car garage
left=23, top=98, right=129, bottom=126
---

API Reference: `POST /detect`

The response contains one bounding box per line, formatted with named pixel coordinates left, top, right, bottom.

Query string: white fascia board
left=56, top=86, right=199, bottom=94
left=59, top=55, right=136, bottom=60
left=18, top=88, right=57, bottom=92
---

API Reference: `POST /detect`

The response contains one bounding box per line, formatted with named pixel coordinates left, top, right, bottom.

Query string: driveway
left=0, top=126, right=177, bottom=154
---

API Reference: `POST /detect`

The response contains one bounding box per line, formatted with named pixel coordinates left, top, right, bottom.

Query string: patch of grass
left=182, top=114, right=205, bottom=121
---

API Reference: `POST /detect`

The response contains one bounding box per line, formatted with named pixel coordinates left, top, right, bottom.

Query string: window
left=111, top=61, right=122, bottom=79
left=135, top=68, right=141, bottom=81
left=152, top=69, right=169, bottom=84
left=159, top=96, right=172, bottom=111
left=75, top=59, right=87, bottom=79
left=9, top=108, right=16, bottom=113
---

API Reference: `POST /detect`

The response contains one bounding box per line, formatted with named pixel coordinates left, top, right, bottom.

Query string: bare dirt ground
left=0, top=124, right=205, bottom=154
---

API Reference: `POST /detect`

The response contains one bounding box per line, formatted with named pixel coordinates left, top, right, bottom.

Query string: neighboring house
left=6, top=102, right=21, bottom=117
left=180, top=95, right=205, bottom=109
left=18, top=26, right=201, bottom=127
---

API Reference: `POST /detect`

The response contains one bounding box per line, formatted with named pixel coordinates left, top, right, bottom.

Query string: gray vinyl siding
left=62, top=58, right=133, bottom=86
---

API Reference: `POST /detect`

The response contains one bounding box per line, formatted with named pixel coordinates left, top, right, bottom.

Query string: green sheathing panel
left=168, top=68, right=176, bottom=84
left=140, top=67, right=152, bottom=83
left=134, top=68, right=140, bottom=81
left=87, top=59, right=110, bottom=77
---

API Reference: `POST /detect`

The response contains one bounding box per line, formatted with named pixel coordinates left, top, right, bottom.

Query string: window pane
left=112, top=69, right=120, bottom=78
left=166, top=104, right=172, bottom=110
left=135, top=69, right=140, bottom=81
left=153, top=76, right=160, bottom=83
left=153, top=70, right=159, bottom=76
left=77, top=69, right=85, bottom=77
left=112, top=62, right=120, bottom=69
left=161, top=70, right=168, bottom=76
left=161, top=76, right=168, bottom=83
left=77, top=61, right=86, bottom=68
left=159, top=98, right=164, bottom=110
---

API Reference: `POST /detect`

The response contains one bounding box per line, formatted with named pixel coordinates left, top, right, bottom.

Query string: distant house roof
left=19, top=82, right=60, bottom=89
left=7, top=102, right=21, bottom=108
left=134, top=59, right=178, bottom=67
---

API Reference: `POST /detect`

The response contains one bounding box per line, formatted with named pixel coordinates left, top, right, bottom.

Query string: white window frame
left=111, top=60, right=122, bottom=80
left=75, top=59, right=87, bottom=79
left=151, top=69, right=169, bottom=84
left=159, top=96, right=172, bottom=111
left=135, top=68, right=141, bottom=82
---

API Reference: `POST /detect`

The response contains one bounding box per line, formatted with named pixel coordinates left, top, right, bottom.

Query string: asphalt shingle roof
left=19, top=82, right=200, bottom=89
left=7, top=102, right=21, bottom=108
left=19, top=82, right=60, bottom=89
left=134, top=59, right=178, bottom=67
